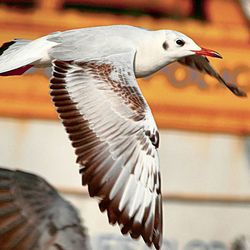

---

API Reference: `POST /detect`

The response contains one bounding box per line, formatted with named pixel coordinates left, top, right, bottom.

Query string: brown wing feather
left=50, top=57, right=162, bottom=249
left=178, top=55, right=247, bottom=97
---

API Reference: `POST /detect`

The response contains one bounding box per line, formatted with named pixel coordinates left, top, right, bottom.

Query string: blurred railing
left=58, top=187, right=250, bottom=205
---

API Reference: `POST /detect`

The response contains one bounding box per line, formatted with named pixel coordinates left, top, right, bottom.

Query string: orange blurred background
left=0, top=0, right=249, bottom=134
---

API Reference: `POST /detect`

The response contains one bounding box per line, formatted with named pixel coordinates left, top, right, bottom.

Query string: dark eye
left=176, top=39, right=185, bottom=46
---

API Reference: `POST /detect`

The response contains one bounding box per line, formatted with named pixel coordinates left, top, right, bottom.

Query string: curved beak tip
left=192, top=47, right=223, bottom=59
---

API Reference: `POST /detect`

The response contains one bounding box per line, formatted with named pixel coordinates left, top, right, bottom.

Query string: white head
left=162, top=30, right=221, bottom=60
left=134, top=29, right=221, bottom=77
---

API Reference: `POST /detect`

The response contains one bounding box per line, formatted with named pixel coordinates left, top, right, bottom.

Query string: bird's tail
left=0, top=39, right=34, bottom=76
left=0, top=37, right=56, bottom=76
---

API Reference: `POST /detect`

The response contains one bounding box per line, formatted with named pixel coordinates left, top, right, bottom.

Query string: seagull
left=0, top=167, right=90, bottom=250
left=0, top=25, right=247, bottom=249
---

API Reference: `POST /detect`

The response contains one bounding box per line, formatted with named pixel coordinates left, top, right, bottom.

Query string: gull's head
left=162, top=30, right=222, bottom=60
left=134, top=28, right=222, bottom=77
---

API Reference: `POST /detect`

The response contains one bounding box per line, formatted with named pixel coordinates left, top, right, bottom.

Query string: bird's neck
left=134, top=30, right=173, bottom=78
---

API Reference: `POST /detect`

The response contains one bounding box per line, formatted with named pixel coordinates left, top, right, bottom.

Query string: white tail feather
left=0, top=36, right=57, bottom=75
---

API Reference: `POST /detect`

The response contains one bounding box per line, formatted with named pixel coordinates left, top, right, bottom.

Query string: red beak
left=192, top=47, right=222, bottom=59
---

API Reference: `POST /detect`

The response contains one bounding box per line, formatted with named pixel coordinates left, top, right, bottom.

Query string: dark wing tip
left=0, top=40, right=16, bottom=56
left=97, top=193, right=162, bottom=250
left=227, top=84, right=247, bottom=97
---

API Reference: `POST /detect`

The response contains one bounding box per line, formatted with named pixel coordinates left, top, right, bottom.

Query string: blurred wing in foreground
left=0, top=167, right=90, bottom=250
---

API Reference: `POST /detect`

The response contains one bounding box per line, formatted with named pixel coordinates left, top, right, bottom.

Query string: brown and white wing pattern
left=50, top=53, right=162, bottom=249
left=178, top=55, right=247, bottom=97
left=0, top=167, right=89, bottom=250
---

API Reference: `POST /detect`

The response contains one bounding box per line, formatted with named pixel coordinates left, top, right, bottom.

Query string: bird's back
left=47, top=25, right=147, bottom=61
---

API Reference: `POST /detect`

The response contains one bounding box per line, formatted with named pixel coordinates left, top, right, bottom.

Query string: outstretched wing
left=178, top=55, right=247, bottom=97
left=0, top=167, right=89, bottom=250
left=50, top=51, right=162, bottom=249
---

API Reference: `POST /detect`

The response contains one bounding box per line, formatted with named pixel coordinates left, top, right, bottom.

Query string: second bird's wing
left=0, top=167, right=89, bottom=250
left=49, top=51, right=162, bottom=249
left=178, top=55, right=247, bottom=97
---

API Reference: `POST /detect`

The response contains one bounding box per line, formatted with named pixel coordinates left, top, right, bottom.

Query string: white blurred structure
left=232, top=236, right=250, bottom=250
left=0, top=117, right=250, bottom=250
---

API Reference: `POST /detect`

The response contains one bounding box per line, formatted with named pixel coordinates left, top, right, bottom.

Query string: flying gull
left=0, top=25, right=246, bottom=249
